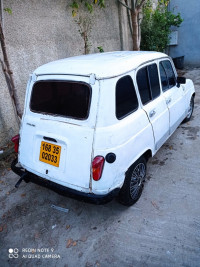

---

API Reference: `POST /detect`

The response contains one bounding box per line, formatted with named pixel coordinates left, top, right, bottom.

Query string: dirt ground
left=0, top=69, right=200, bottom=267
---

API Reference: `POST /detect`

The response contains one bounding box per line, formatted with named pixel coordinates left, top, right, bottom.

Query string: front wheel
left=118, top=157, right=147, bottom=206
left=183, top=96, right=194, bottom=123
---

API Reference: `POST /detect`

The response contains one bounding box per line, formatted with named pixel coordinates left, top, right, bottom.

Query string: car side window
left=137, top=63, right=160, bottom=105
left=159, top=63, right=169, bottom=91
left=159, top=60, right=176, bottom=91
left=136, top=67, right=151, bottom=105
left=116, top=75, right=139, bottom=119
left=148, top=64, right=160, bottom=99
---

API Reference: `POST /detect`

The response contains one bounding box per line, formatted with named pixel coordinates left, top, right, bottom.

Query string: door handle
left=149, top=110, right=156, bottom=118
left=166, top=98, right=171, bottom=105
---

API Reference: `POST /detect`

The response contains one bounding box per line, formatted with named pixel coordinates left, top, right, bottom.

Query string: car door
left=159, top=60, right=186, bottom=134
left=136, top=62, right=170, bottom=151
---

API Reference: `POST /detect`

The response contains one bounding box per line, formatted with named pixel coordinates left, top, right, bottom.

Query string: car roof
left=34, top=51, right=168, bottom=79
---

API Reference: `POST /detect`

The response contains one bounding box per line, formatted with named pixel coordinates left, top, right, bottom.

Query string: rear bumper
left=11, top=158, right=120, bottom=205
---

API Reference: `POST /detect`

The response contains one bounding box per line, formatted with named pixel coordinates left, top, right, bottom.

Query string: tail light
left=11, top=134, right=20, bottom=153
left=92, top=156, right=105, bottom=181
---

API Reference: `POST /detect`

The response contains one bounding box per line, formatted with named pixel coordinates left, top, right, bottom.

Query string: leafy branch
left=70, top=0, right=105, bottom=17
left=3, top=8, right=12, bottom=15
left=141, top=0, right=183, bottom=52
left=70, top=0, right=106, bottom=54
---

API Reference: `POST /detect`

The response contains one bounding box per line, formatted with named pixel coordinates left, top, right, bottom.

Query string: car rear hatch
left=19, top=74, right=99, bottom=191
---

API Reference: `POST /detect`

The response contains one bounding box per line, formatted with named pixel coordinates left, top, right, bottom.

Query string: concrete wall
left=0, top=0, right=132, bottom=146
left=0, top=55, right=19, bottom=146
left=169, top=0, right=200, bottom=67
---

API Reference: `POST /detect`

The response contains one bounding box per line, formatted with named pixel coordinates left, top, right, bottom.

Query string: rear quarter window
left=116, top=75, right=139, bottom=120
left=30, top=81, right=91, bottom=120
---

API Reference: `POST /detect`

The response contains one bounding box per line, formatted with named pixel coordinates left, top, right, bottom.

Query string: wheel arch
left=125, top=149, right=152, bottom=175
left=119, top=150, right=149, bottom=206
left=142, top=149, right=152, bottom=162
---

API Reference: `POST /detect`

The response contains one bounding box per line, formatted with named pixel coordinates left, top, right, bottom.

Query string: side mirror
left=177, top=76, right=186, bottom=84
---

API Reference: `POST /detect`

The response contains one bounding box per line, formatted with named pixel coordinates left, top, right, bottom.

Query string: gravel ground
left=0, top=68, right=200, bottom=267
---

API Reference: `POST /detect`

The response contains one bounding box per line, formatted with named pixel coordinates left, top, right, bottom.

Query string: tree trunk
left=0, top=21, right=21, bottom=124
left=131, top=9, right=140, bottom=51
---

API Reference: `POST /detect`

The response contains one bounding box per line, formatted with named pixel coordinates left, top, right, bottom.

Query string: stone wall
left=0, top=0, right=132, bottom=146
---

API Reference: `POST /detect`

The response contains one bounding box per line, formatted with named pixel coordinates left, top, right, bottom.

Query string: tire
left=183, top=96, right=194, bottom=123
left=118, top=157, right=147, bottom=206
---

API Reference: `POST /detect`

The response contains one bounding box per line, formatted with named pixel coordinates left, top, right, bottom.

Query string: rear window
left=30, top=81, right=91, bottom=120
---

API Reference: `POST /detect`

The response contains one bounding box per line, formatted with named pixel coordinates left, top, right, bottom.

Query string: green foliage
left=97, top=46, right=104, bottom=52
left=3, top=8, right=12, bottom=15
left=70, top=0, right=106, bottom=54
left=141, top=0, right=183, bottom=52
left=70, top=0, right=105, bottom=16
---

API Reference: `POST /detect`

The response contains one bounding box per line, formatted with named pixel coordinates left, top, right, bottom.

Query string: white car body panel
left=182, top=79, right=195, bottom=114
left=164, top=84, right=186, bottom=134
left=34, top=51, right=166, bottom=80
left=17, top=51, right=195, bottom=196
left=135, top=62, right=170, bottom=151
left=91, top=75, right=155, bottom=194
left=19, top=75, right=99, bottom=191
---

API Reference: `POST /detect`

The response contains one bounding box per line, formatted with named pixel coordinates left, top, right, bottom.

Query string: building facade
left=169, top=0, right=200, bottom=67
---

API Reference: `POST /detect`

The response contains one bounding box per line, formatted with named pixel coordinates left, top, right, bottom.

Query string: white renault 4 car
left=11, top=51, right=195, bottom=206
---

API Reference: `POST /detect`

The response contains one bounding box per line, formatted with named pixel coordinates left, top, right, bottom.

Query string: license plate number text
left=39, top=141, right=61, bottom=167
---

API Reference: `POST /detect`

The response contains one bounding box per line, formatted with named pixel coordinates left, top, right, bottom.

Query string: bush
left=141, top=0, right=183, bottom=52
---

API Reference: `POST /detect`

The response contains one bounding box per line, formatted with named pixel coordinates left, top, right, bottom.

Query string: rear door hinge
left=89, top=73, right=96, bottom=85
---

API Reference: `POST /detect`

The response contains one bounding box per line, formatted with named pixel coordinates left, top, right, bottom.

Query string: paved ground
left=0, top=69, right=200, bottom=267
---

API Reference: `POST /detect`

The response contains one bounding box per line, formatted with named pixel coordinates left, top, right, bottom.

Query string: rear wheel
left=183, top=96, right=194, bottom=123
left=118, top=157, right=146, bottom=206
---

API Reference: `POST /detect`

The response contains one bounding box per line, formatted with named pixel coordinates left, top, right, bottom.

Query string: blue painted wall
left=169, top=0, right=200, bottom=67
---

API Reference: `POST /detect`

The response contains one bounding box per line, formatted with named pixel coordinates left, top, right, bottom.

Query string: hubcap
left=130, top=163, right=146, bottom=199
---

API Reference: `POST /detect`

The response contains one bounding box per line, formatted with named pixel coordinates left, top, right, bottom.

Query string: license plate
left=39, top=141, right=61, bottom=167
